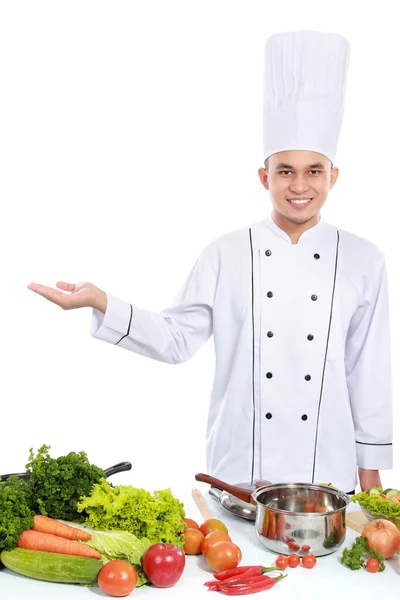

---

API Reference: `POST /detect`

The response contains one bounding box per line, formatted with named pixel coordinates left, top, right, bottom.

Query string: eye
left=279, top=170, right=292, bottom=175
left=309, top=170, right=321, bottom=175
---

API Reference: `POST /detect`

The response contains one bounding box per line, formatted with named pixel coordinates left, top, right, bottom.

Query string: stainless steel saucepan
left=195, top=474, right=351, bottom=556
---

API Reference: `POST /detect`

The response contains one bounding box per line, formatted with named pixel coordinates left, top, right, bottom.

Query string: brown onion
left=361, top=519, right=400, bottom=559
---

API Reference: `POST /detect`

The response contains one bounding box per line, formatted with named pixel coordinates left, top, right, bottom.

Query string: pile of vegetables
left=0, top=445, right=187, bottom=592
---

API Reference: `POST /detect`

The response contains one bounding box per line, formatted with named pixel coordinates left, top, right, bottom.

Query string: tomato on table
left=366, top=558, right=380, bottom=573
left=275, top=555, right=289, bottom=570
left=302, top=554, right=317, bottom=569
left=184, top=518, right=199, bottom=530
left=201, top=530, right=231, bottom=556
left=206, top=541, right=242, bottom=572
left=288, top=554, right=300, bottom=568
left=199, top=518, right=229, bottom=536
left=98, top=560, right=138, bottom=597
left=183, top=528, right=204, bottom=555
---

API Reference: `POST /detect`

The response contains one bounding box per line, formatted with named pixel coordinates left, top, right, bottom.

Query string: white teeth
left=288, top=199, right=311, bottom=204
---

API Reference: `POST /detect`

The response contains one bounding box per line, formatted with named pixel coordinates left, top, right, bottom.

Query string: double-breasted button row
left=265, top=413, right=308, bottom=421
left=265, top=373, right=311, bottom=381
left=267, top=332, right=315, bottom=341
left=265, top=250, right=321, bottom=260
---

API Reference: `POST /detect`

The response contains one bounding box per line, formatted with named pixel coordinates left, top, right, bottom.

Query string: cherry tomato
left=288, top=554, right=300, bottom=568
left=288, top=541, right=295, bottom=549
left=275, top=555, right=289, bottom=570
left=201, top=530, right=232, bottom=556
left=200, top=518, right=229, bottom=537
left=366, top=558, right=380, bottom=573
left=302, top=553, right=317, bottom=569
left=183, top=528, right=204, bottom=555
left=292, top=544, right=300, bottom=551
left=301, top=545, right=310, bottom=552
left=184, top=518, right=199, bottom=529
left=206, top=541, right=242, bottom=572
left=98, top=560, right=138, bottom=597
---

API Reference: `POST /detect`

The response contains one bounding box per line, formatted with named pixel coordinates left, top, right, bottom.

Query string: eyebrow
left=275, top=162, right=326, bottom=170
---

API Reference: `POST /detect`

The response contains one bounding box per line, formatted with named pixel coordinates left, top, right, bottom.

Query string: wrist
left=94, top=291, right=107, bottom=313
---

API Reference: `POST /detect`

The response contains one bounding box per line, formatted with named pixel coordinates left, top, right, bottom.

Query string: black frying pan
left=0, top=461, right=132, bottom=482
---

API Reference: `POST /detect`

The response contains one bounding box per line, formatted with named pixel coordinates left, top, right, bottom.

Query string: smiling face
left=258, top=150, right=339, bottom=231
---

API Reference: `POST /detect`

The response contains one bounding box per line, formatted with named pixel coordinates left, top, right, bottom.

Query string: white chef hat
left=263, top=30, right=350, bottom=164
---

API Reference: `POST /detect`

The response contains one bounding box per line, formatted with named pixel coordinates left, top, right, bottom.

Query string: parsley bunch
left=341, top=536, right=385, bottom=571
left=0, top=476, right=34, bottom=551
left=26, top=445, right=105, bottom=522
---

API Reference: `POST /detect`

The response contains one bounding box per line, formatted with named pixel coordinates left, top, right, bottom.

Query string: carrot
left=17, top=530, right=101, bottom=560
left=33, top=515, right=92, bottom=541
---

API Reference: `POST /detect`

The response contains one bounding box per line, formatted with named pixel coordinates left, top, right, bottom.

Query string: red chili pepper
left=213, top=566, right=264, bottom=581
left=222, top=574, right=276, bottom=587
left=220, top=567, right=281, bottom=584
left=217, top=574, right=286, bottom=596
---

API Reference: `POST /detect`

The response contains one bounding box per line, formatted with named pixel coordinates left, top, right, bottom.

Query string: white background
left=1, top=0, right=399, bottom=496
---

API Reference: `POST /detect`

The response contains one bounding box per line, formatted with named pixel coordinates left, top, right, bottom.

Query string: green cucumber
left=368, top=487, right=383, bottom=496
left=383, top=489, right=399, bottom=499
left=0, top=548, right=102, bottom=584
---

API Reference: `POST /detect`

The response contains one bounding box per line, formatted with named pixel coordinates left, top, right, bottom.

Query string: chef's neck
left=272, top=211, right=321, bottom=244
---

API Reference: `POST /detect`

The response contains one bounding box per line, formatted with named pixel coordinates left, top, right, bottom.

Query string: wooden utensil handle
left=192, top=488, right=212, bottom=520
left=195, top=473, right=253, bottom=504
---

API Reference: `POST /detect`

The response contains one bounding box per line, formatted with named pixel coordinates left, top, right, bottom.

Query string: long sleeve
left=345, top=255, right=393, bottom=469
left=90, top=242, right=218, bottom=364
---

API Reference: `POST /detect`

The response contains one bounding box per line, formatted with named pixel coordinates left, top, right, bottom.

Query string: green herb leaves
left=340, top=536, right=385, bottom=571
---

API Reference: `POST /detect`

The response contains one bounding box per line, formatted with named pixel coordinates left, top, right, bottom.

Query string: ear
left=329, top=166, right=339, bottom=189
left=258, top=167, right=269, bottom=190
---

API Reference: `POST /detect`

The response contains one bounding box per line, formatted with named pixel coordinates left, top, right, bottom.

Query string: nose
left=289, top=176, right=311, bottom=194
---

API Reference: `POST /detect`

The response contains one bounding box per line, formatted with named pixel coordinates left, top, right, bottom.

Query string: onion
left=361, top=519, right=400, bottom=559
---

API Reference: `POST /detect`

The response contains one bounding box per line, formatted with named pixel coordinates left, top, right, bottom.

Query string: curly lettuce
left=77, top=479, right=185, bottom=548
left=352, top=489, right=400, bottom=520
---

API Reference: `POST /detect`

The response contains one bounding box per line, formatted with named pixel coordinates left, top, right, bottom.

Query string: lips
left=287, top=198, right=313, bottom=209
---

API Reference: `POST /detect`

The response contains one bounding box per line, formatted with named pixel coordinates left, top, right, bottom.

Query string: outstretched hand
left=27, top=281, right=107, bottom=313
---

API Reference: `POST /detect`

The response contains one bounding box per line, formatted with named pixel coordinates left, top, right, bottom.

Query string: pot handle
left=194, top=473, right=252, bottom=504
left=104, top=461, right=132, bottom=477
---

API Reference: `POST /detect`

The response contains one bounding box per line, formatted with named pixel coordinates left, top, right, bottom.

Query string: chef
left=28, top=31, right=393, bottom=494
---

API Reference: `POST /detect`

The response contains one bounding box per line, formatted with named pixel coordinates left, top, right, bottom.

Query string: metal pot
left=252, top=482, right=350, bottom=557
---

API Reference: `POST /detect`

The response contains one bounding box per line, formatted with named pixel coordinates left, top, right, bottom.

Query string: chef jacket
left=91, top=216, right=393, bottom=492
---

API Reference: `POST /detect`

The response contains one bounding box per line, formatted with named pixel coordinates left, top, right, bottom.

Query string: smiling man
left=28, top=31, right=393, bottom=494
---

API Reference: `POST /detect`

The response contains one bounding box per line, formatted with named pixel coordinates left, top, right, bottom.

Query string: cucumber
left=383, top=489, right=400, bottom=499
left=368, top=487, right=383, bottom=496
left=0, top=548, right=102, bottom=584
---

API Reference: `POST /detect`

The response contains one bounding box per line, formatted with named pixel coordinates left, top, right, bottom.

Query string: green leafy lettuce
left=352, top=489, right=400, bottom=521
left=0, top=476, right=34, bottom=551
left=77, top=479, right=185, bottom=548
left=85, top=530, right=152, bottom=587
left=26, top=445, right=105, bottom=522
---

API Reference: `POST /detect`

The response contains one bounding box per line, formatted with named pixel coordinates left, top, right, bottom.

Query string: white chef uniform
left=90, top=31, right=393, bottom=493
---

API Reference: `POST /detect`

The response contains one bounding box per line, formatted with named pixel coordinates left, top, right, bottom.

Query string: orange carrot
left=33, top=515, right=92, bottom=541
left=17, top=530, right=101, bottom=560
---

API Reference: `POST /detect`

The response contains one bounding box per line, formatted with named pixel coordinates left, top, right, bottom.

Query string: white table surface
left=1, top=483, right=399, bottom=600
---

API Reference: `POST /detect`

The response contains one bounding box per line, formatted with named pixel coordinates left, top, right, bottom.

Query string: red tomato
left=142, top=543, right=185, bottom=588
left=302, top=553, right=317, bottom=569
left=292, top=544, right=300, bottom=551
left=201, top=530, right=231, bottom=556
left=183, top=528, right=204, bottom=555
left=206, top=541, right=242, bottom=572
left=98, top=561, right=138, bottom=597
left=288, top=554, right=300, bottom=568
left=301, top=545, right=310, bottom=552
left=184, top=518, right=199, bottom=530
left=275, top=555, right=289, bottom=570
left=199, top=518, right=229, bottom=537
left=366, top=558, right=380, bottom=573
